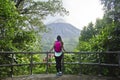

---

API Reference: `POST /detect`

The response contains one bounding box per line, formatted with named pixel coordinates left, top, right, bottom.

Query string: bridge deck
left=2, top=74, right=119, bottom=80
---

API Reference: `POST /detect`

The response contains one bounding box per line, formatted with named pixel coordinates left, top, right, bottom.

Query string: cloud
left=62, top=0, right=104, bottom=29
left=43, top=0, right=104, bottom=30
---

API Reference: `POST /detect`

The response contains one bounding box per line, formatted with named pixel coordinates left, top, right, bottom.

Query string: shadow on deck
left=2, top=74, right=120, bottom=80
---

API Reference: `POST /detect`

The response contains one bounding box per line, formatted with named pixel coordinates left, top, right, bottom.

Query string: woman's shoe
left=59, top=71, right=62, bottom=76
left=56, top=72, right=60, bottom=77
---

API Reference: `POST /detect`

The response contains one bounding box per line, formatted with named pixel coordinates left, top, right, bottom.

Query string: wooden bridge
left=0, top=51, right=120, bottom=80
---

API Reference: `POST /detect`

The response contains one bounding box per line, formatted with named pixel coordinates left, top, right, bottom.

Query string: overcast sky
left=43, top=0, right=104, bottom=30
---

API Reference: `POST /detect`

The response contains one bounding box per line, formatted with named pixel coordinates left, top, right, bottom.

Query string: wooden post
left=79, top=52, right=82, bottom=75
left=11, top=53, right=14, bottom=77
left=62, top=52, right=64, bottom=74
left=98, top=52, right=102, bottom=76
left=119, top=53, right=120, bottom=67
left=30, top=52, right=33, bottom=75
left=46, top=52, right=49, bottom=74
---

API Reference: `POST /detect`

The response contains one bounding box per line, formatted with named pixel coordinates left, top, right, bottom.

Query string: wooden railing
left=0, top=51, right=120, bottom=77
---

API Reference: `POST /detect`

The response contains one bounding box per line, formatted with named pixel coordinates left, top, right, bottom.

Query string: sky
left=43, top=0, right=104, bottom=30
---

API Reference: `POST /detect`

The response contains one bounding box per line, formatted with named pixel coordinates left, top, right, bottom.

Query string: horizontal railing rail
left=0, top=51, right=120, bottom=77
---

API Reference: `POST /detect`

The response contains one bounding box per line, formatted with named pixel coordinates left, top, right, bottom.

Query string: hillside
left=41, top=22, right=80, bottom=51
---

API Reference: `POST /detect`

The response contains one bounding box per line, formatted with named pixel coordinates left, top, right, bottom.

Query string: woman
left=49, top=35, right=65, bottom=76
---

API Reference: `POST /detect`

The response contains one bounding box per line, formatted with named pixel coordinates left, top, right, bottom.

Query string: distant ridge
left=45, top=18, right=67, bottom=25
left=44, top=22, right=80, bottom=38
left=51, top=19, right=66, bottom=23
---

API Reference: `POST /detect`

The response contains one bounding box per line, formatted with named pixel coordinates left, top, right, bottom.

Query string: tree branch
left=15, top=0, right=24, bottom=8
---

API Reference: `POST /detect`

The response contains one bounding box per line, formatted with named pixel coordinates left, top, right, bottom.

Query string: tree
left=79, top=22, right=95, bottom=42
left=12, top=0, right=68, bottom=31
left=0, top=0, right=68, bottom=77
left=101, top=0, right=120, bottom=51
left=100, top=0, right=120, bottom=76
left=0, top=0, right=69, bottom=51
left=0, top=0, right=20, bottom=77
left=0, top=0, right=19, bottom=51
left=77, top=0, right=120, bottom=76
left=11, top=0, right=69, bottom=51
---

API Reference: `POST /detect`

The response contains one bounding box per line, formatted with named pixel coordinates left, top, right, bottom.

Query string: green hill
left=41, top=22, right=80, bottom=51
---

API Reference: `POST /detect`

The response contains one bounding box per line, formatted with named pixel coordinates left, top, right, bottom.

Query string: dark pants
left=55, top=54, right=63, bottom=72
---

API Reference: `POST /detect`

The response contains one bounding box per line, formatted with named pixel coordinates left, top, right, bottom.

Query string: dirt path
left=1, top=74, right=119, bottom=80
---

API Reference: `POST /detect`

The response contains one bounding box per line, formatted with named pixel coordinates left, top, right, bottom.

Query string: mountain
left=41, top=22, right=80, bottom=51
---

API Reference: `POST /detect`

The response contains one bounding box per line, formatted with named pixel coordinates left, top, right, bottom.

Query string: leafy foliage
left=1, top=0, right=119, bottom=77
left=76, top=0, right=120, bottom=76
left=0, top=0, right=68, bottom=77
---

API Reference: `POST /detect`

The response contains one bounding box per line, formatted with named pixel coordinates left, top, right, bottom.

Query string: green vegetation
left=0, top=0, right=68, bottom=77
left=0, top=0, right=120, bottom=77
left=76, top=0, right=120, bottom=76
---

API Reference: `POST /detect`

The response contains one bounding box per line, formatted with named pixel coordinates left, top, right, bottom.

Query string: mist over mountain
left=41, top=20, right=80, bottom=51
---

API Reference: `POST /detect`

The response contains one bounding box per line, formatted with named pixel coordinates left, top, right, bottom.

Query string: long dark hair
left=57, top=35, right=62, bottom=41
left=57, top=35, right=63, bottom=45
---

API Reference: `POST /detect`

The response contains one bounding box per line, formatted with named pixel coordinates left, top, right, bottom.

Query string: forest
left=0, top=0, right=120, bottom=77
